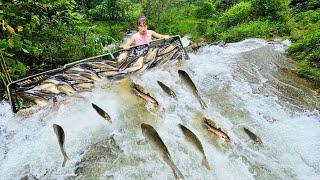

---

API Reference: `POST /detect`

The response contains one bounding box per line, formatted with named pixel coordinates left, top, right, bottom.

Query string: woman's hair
left=137, top=16, right=148, bottom=26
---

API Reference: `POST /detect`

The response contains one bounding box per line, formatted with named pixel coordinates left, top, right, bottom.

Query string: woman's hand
left=123, top=44, right=130, bottom=50
left=163, top=35, right=170, bottom=39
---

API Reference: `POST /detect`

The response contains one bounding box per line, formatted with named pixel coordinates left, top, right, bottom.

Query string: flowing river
left=0, top=38, right=319, bottom=179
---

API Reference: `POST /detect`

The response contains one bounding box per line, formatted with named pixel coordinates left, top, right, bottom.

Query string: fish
left=41, top=79, right=62, bottom=85
left=117, top=51, right=128, bottom=66
left=131, top=83, right=159, bottom=105
left=119, top=56, right=140, bottom=71
left=104, top=60, right=118, bottom=68
left=98, top=70, right=123, bottom=78
left=203, top=117, right=230, bottom=141
left=141, top=123, right=184, bottom=180
left=72, top=83, right=94, bottom=91
left=33, top=83, right=60, bottom=94
left=121, top=56, right=144, bottom=73
left=53, top=124, right=69, bottom=167
left=54, top=74, right=93, bottom=84
left=157, top=81, right=177, bottom=100
left=178, top=70, right=207, bottom=109
left=144, top=48, right=158, bottom=63
left=18, top=92, right=48, bottom=107
left=65, top=67, right=100, bottom=81
left=57, top=83, right=75, bottom=96
left=81, top=62, right=118, bottom=72
left=158, top=44, right=177, bottom=56
left=179, top=124, right=210, bottom=170
left=243, top=127, right=264, bottom=147
left=157, top=49, right=179, bottom=66
left=91, top=103, right=112, bottom=123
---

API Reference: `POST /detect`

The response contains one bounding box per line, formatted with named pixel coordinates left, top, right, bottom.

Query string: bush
left=288, top=30, right=320, bottom=81
left=194, top=2, right=216, bottom=19
left=251, top=0, right=291, bottom=22
left=219, top=2, right=252, bottom=29
left=220, top=21, right=273, bottom=42
left=215, top=0, right=241, bottom=12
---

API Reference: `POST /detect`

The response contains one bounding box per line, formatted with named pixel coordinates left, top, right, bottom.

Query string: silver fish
left=121, top=56, right=144, bottom=73
left=158, top=44, right=177, bottom=56
left=243, top=127, right=264, bottom=147
left=203, top=118, right=230, bottom=141
left=91, top=103, right=112, bottom=123
left=179, top=124, right=210, bottom=170
left=117, top=51, right=128, bottom=66
left=57, top=83, right=75, bottom=96
left=131, top=83, right=159, bottom=105
left=33, top=83, right=60, bottom=94
left=18, top=92, right=48, bottom=107
left=157, top=49, right=179, bottom=66
left=178, top=70, right=207, bottom=109
left=141, top=123, right=184, bottom=180
left=119, top=56, right=140, bottom=71
left=72, top=83, right=94, bottom=91
left=53, top=124, right=69, bottom=167
left=157, top=81, right=177, bottom=100
left=144, top=48, right=158, bottom=63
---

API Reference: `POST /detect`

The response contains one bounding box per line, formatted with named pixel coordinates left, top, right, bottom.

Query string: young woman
left=123, top=16, right=170, bottom=50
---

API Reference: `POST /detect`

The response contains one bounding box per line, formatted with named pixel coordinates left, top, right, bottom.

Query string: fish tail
left=202, top=157, right=211, bottom=170
left=166, top=158, right=185, bottom=180
left=62, top=155, right=69, bottom=167
left=196, top=93, right=207, bottom=109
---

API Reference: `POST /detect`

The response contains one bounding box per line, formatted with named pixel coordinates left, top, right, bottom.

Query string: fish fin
left=137, top=139, right=148, bottom=145
left=202, top=157, right=211, bottom=170
left=62, top=155, right=69, bottom=167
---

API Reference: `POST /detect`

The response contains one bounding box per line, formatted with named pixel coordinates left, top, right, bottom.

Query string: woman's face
left=138, top=22, right=148, bottom=35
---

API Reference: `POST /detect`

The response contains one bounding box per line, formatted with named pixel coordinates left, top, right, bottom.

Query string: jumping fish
left=243, top=127, right=264, bottom=147
left=178, top=70, right=207, bottom=109
left=203, top=118, right=230, bottom=141
left=131, top=83, right=159, bottom=105
left=91, top=103, right=112, bottom=123
left=141, top=123, right=184, bottom=180
left=53, top=124, right=69, bottom=167
left=157, top=81, right=177, bottom=100
left=179, top=124, right=210, bottom=170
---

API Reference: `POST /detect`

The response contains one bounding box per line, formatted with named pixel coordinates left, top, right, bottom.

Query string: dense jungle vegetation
left=0, top=0, right=319, bottom=98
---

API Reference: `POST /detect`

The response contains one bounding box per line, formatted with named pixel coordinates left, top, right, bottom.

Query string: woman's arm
left=152, top=31, right=170, bottom=39
left=123, top=37, right=135, bottom=50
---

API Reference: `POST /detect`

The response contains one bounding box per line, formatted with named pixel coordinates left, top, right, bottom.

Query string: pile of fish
left=9, top=38, right=185, bottom=113
left=50, top=68, right=264, bottom=179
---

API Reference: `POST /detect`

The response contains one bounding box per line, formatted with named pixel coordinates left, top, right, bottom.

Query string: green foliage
left=219, top=2, right=252, bottom=29
left=290, top=0, right=320, bottom=13
left=251, top=0, right=291, bottom=22
left=88, top=0, right=125, bottom=21
left=215, top=0, right=241, bottom=12
left=220, top=21, right=273, bottom=42
left=194, top=2, right=216, bottom=19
